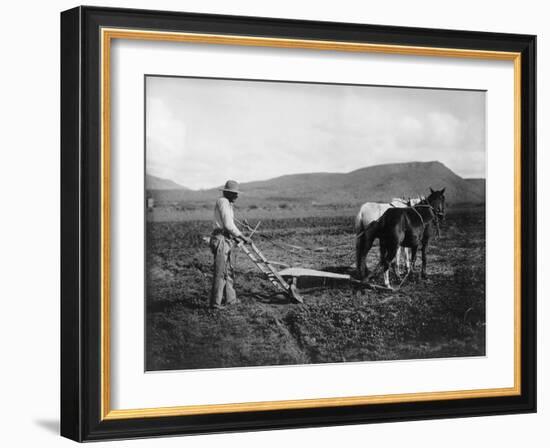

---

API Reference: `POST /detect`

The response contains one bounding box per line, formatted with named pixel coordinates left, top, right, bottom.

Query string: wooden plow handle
left=237, top=240, right=303, bottom=303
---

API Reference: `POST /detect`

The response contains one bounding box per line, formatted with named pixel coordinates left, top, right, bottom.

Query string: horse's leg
left=409, top=245, right=418, bottom=277
left=396, top=246, right=411, bottom=276
left=395, top=246, right=402, bottom=273
left=393, top=226, right=405, bottom=277
left=391, top=251, right=401, bottom=281
left=367, top=239, right=385, bottom=282
left=382, top=241, right=399, bottom=289
left=380, top=241, right=391, bottom=289
left=356, top=228, right=367, bottom=280
left=421, top=238, right=429, bottom=279
left=374, top=238, right=386, bottom=284
left=360, top=222, right=378, bottom=281
left=383, top=269, right=391, bottom=289
left=404, top=247, right=411, bottom=273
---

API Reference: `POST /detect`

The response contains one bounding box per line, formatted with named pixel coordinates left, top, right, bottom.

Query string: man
left=209, top=180, right=251, bottom=309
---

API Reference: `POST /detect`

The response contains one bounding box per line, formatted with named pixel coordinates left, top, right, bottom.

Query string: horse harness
left=411, top=206, right=425, bottom=227
left=411, top=204, right=441, bottom=237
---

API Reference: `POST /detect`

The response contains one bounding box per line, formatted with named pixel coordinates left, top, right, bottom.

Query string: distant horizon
left=146, top=76, right=486, bottom=190
left=146, top=160, right=486, bottom=191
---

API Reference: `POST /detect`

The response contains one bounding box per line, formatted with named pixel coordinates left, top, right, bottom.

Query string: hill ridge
left=146, top=174, right=187, bottom=190
left=148, top=161, right=485, bottom=205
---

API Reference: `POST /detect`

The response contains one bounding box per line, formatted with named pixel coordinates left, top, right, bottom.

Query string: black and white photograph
left=145, top=75, right=487, bottom=371
left=1, top=0, right=544, bottom=444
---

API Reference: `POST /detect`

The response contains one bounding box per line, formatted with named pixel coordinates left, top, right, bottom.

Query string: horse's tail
left=355, top=212, right=366, bottom=278
left=355, top=212, right=379, bottom=280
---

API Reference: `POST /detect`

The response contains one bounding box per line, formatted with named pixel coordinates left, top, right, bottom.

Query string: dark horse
left=359, top=187, right=446, bottom=288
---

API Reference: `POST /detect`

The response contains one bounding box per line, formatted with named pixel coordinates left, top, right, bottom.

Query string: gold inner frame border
left=99, top=27, right=522, bottom=421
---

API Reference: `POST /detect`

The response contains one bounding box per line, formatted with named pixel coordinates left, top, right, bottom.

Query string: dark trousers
left=209, top=233, right=237, bottom=306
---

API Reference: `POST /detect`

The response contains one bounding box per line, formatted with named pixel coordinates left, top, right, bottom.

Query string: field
left=145, top=204, right=486, bottom=371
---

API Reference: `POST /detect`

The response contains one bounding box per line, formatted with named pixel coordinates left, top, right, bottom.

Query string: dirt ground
left=145, top=204, right=486, bottom=371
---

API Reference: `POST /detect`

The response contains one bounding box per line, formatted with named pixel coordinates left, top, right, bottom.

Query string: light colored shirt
left=213, top=197, right=243, bottom=238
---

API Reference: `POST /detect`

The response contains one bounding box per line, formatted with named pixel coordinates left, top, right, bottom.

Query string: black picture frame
left=61, top=5, right=536, bottom=442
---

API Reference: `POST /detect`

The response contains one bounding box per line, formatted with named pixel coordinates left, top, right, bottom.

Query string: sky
left=146, top=76, right=486, bottom=190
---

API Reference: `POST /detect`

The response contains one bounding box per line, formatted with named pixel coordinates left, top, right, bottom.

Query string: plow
left=236, top=239, right=304, bottom=303
left=231, top=220, right=396, bottom=304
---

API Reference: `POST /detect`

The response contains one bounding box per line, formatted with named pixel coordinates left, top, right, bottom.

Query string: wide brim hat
left=219, top=179, right=241, bottom=194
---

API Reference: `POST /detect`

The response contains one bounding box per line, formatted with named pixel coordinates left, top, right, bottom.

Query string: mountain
left=464, top=178, right=486, bottom=202
left=146, top=174, right=187, bottom=190
left=149, top=161, right=485, bottom=205
left=338, top=161, right=485, bottom=204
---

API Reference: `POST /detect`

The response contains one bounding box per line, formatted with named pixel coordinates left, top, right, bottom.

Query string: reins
left=411, top=206, right=425, bottom=227
left=411, top=204, right=441, bottom=237
left=234, top=198, right=443, bottom=262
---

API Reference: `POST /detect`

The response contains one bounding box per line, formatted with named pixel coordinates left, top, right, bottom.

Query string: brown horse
left=355, top=196, right=423, bottom=279
left=362, top=188, right=446, bottom=288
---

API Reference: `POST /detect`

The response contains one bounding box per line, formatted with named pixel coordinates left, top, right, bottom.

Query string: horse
left=362, top=187, right=446, bottom=288
left=355, top=197, right=421, bottom=280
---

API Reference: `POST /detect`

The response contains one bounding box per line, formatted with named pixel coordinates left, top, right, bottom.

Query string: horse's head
left=427, top=187, right=446, bottom=221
